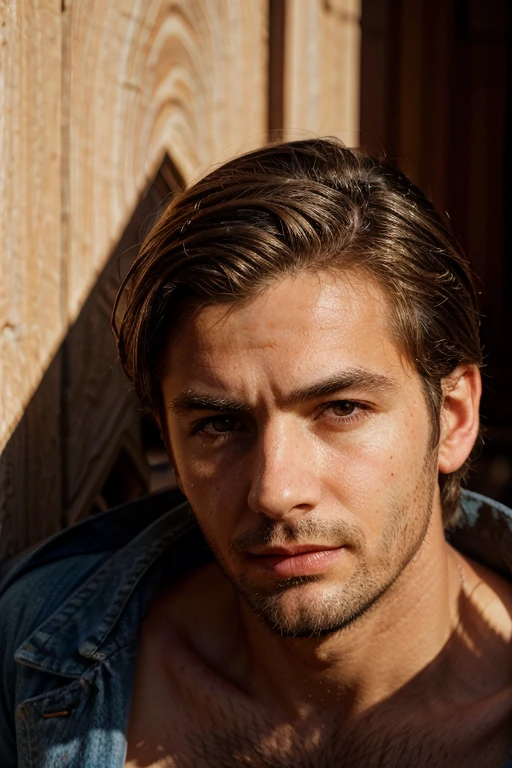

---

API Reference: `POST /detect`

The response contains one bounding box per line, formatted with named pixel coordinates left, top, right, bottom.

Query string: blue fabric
left=0, top=488, right=510, bottom=767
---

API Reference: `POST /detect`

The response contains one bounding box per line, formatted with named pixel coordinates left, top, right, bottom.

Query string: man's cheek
left=186, top=477, right=242, bottom=528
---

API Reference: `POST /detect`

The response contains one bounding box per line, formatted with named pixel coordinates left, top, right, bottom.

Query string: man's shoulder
left=0, top=488, right=205, bottom=658
left=453, top=489, right=512, bottom=579
left=0, top=487, right=189, bottom=591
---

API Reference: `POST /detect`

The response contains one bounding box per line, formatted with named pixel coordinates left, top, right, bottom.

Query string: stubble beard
left=195, top=455, right=438, bottom=639
left=242, top=508, right=431, bottom=639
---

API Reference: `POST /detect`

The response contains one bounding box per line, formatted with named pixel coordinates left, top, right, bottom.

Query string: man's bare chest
left=125, top=692, right=512, bottom=768
left=126, top=577, right=512, bottom=768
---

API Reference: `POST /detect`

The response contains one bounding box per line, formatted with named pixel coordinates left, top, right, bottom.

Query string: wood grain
left=63, top=161, right=179, bottom=526
left=284, top=0, right=361, bottom=145
left=64, top=0, right=268, bottom=323
left=0, top=0, right=63, bottom=556
left=0, top=0, right=269, bottom=556
left=0, top=0, right=62, bottom=451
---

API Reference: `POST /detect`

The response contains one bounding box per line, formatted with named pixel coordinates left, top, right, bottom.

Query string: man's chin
left=239, top=582, right=353, bottom=638
left=253, top=600, right=357, bottom=638
left=237, top=574, right=391, bottom=638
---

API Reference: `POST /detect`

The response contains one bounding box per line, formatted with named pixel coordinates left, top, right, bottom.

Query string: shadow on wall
left=0, top=155, right=181, bottom=562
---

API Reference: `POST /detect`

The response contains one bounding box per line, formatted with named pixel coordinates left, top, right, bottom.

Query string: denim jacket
left=1, top=488, right=512, bottom=768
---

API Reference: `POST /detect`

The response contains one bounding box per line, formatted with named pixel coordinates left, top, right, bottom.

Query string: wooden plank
left=395, top=0, right=424, bottom=184
left=284, top=0, right=361, bottom=145
left=0, top=0, right=269, bottom=555
left=359, top=0, right=394, bottom=155
left=0, top=0, right=62, bottom=557
left=0, top=0, right=62, bottom=451
left=64, top=0, right=268, bottom=325
left=0, top=352, right=63, bottom=559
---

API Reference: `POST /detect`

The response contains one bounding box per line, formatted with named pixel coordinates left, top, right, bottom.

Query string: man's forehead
left=176, top=270, right=391, bottom=344
left=163, top=270, right=417, bottom=395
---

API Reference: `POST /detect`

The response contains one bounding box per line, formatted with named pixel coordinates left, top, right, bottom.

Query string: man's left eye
left=329, top=401, right=357, bottom=417
left=322, top=401, right=367, bottom=420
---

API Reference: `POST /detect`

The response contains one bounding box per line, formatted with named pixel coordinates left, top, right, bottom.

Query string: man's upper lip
left=247, top=544, right=340, bottom=557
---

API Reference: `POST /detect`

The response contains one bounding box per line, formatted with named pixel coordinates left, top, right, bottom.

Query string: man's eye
left=200, top=415, right=241, bottom=435
left=329, top=401, right=358, bottom=417
left=321, top=401, right=367, bottom=421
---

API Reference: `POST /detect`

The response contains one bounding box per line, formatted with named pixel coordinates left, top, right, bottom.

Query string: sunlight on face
left=161, top=271, right=441, bottom=637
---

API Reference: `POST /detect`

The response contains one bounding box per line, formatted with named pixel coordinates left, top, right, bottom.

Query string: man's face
left=161, top=271, right=440, bottom=637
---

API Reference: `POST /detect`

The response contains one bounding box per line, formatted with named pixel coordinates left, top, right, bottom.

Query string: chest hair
left=180, top=703, right=496, bottom=768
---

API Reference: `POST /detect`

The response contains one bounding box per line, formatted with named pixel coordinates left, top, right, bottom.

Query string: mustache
left=229, top=516, right=365, bottom=556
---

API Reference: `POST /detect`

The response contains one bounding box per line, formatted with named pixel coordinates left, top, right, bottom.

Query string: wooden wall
left=0, top=0, right=362, bottom=558
left=284, top=0, right=360, bottom=143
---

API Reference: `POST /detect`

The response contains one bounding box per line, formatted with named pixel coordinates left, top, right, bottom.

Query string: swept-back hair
left=113, top=138, right=482, bottom=526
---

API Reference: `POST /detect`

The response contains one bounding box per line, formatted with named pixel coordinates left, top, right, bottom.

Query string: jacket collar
left=448, top=490, right=512, bottom=577
left=14, top=489, right=512, bottom=677
left=14, top=499, right=211, bottom=677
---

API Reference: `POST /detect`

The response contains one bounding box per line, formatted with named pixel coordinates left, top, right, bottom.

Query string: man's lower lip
left=248, top=548, right=344, bottom=578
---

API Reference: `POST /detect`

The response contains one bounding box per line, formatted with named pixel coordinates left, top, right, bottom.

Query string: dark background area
left=361, top=0, right=512, bottom=505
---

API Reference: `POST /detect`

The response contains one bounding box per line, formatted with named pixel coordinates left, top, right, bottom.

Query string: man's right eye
left=193, top=415, right=242, bottom=437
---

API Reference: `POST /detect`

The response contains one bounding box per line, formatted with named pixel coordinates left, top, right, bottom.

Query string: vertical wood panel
left=395, top=0, right=423, bottom=183
left=268, top=0, right=286, bottom=138
left=0, top=354, right=63, bottom=559
left=284, top=0, right=361, bottom=145
left=0, top=1, right=62, bottom=448
left=359, top=0, right=395, bottom=154
left=0, top=0, right=63, bottom=556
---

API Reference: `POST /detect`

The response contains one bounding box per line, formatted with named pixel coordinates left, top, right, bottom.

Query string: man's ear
left=437, top=365, right=481, bottom=474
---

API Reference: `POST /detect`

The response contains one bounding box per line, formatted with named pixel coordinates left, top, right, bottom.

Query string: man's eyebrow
left=168, top=369, right=398, bottom=416
left=288, top=369, right=399, bottom=403
left=168, top=393, right=251, bottom=416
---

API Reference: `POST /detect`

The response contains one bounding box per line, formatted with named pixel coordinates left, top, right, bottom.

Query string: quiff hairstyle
left=113, top=138, right=482, bottom=527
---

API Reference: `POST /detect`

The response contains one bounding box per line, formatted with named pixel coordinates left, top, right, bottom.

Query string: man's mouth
left=245, top=544, right=345, bottom=578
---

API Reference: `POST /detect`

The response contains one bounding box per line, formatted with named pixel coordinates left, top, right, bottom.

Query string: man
left=1, top=138, right=512, bottom=767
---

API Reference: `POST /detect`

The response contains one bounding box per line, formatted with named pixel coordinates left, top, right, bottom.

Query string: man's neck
left=235, top=522, right=462, bottom=719
left=152, top=512, right=512, bottom=725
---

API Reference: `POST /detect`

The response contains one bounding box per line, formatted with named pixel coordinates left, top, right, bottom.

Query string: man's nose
left=247, top=419, right=322, bottom=519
